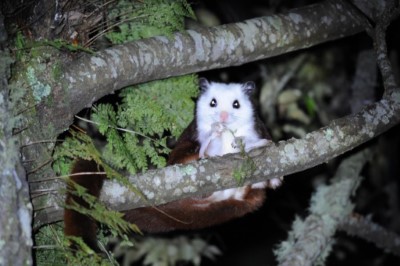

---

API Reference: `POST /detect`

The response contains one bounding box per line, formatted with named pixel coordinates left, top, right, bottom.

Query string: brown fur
left=64, top=160, right=106, bottom=252
left=123, top=188, right=265, bottom=232
left=64, top=116, right=269, bottom=251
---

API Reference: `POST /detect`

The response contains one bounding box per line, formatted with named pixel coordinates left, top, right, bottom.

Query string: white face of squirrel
left=195, top=79, right=272, bottom=204
left=196, top=79, right=265, bottom=157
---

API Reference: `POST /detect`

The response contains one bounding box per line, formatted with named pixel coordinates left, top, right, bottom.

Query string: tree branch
left=273, top=4, right=400, bottom=264
left=339, top=214, right=400, bottom=257
left=274, top=150, right=371, bottom=266
left=38, top=0, right=364, bottom=133
left=0, top=49, right=33, bottom=265
left=32, top=1, right=400, bottom=229
left=33, top=70, right=400, bottom=227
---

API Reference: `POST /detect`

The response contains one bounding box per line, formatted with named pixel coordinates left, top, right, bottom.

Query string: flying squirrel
left=64, top=78, right=282, bottom=252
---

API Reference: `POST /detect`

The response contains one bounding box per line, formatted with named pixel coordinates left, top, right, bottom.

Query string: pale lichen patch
left=279, top=152, right=287, bottom=164
left=296, top=139, right=307, bottom=155
left=187, top=30, right=205, bottom=64
left=362, top=111, right=374, bottom=125
left=237, top=21, right=259, bottom=51
left=288, top=13, right=303, bottom=24
left=90, top=57, right=107, bottom=67
left=283, top=143, right=297, bottom=162
left=183, top=185, right=197, bottom=193
left=102, top=181, right=128, bottom=204
left=210, top=173, right=221, bottom=183
left=105, top=49, right=122, bottom=62
left=199, top=165, right=206, bottom=173
left=173, top=188, right=182, bottom=197
left=269, top=33, right=277, bottom=43
left=211, top=34, right=226, bottom=60
left=228, top=31, right=241, bottom=52
left=173, top=34, right=183, bottom=50
left=165, top=166, right=183, bottom=183
left=154, top=35, right=169, bottom=44
left=321, top=16, right=333, bottom=26
left=324, top=128, right=334, bottom=141
left=375, top=104, right=390, bottom=125
left=27, top=66, right=51, bottom=103
left=392, top=91, right=400, bottom=106
left=263, top=169, right=271, bottom=176
left=18, top=204, right=33, bottom=244
left=315, top=133, right=330, bottom=156
left=182, top=165, right=197, bottom=176
left=144, top=190, right=155, bottom=200
left=153, top=176, right=161, bottom=186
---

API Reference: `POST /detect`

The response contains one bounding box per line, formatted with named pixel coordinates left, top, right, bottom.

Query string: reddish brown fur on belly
left=123, top=187, right=266, bottom=232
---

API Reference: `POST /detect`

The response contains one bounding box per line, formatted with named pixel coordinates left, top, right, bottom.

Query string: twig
left=28, top=171, right=107, bottom=183
left=339, top=213, right=400, bottom=256
left=275, top=150, right=371, bottom=266
left=26, top=158, right=53, bottom=175
left=75, top=114, right=167, bottom=148
left=20, top=139, right=61, bottom=148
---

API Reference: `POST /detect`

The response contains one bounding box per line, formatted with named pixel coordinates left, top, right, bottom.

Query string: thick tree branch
left=32, top=1, right=400, bottom=229
left=274, top=149, right=371, bottom=266
left=33, top=71, right=400, bottom=227
left=38, top=0, right=364, bottom=133
left=0, top=49, right=33, bottom=265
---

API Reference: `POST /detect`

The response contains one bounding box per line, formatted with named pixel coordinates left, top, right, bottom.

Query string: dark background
left=2, top=0, right=399, bottom=265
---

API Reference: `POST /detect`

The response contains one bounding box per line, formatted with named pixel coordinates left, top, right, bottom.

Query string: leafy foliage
left=66, top=179, right=141, bottom=235
left=92, top=75, right=198, bottom=174
left=53, top=130, right=102, bottom=176
left=106, top=0, right=196, bottom=43
left=112, top=236, right=221, bottom=266
left=34, top=223, right=118, bottom=266
left=51, top=0, right=200, bottom=263
left=89, top=0, right=198, bottom=175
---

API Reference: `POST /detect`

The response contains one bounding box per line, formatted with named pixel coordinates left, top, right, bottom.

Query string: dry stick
left=26, top=158, right=53, bottom=175
left=74, top=115, right=167, bottom=148
left=20, top=139, right=61, bottom=148
left=28, top=172, right=107, bottom=183
left=84, top=14, right=148, bottom=48
left=339, top=214, right=400, bottom=257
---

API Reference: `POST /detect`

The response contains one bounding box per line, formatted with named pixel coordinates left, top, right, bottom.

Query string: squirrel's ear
left=199, top=78, right=210, bottom=93
left=242, top=81, right=256, bottom=96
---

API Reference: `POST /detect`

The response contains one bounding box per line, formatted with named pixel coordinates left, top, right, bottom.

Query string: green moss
left=51, top=0, right=198, bottom=262
left=51, top=61, right=62, bottom=81
left=26, top=66, right=51, bottom=103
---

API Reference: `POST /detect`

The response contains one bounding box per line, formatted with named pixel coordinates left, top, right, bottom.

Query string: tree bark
left=0, top=0, right=396, bottom=264
left=29, top=0, right=400, bottom=229
left=0, top=49, right=33, bottom=265
left=36, top=0, right=364, bottom=133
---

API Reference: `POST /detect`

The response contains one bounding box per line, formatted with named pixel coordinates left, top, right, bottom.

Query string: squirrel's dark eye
left=233, top=100, right=240, bottom=109
left=210, top=98, right=217, bottom=107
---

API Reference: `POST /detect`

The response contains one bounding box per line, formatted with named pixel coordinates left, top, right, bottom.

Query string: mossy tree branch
left=36, top=0, right=364, bottom=134
left=31, top=1, right=400, bottom=231
left=338, top=213, right=400, bottom=257
left=275, top=5, right=400, bottom=264
left=274, top=149, right=371, bottom=266
left=34, top=53, right=400, bottom=227
left=0, top=50, right=33, bottom=264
